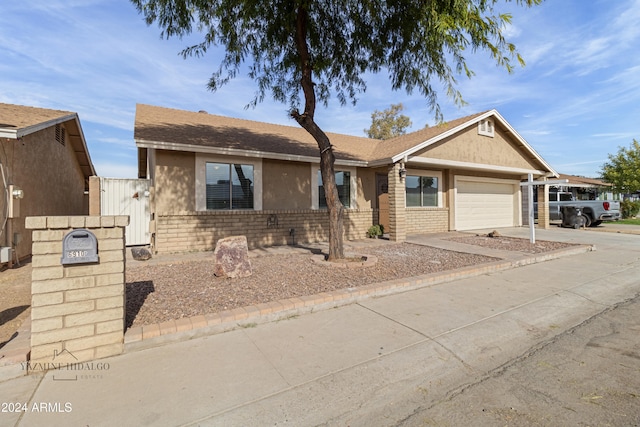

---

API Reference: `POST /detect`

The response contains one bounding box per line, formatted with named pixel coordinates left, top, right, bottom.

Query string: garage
left=455, top=177, right=520, bottom=230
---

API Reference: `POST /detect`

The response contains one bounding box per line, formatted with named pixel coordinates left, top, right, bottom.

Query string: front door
left=376, top=174, right=390, bottom=232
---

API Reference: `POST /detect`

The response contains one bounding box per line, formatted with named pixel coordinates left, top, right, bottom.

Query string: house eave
left=13, top=114, right=78, bottom=139
left=0, top=129, right=17, bottom=139
left=407, top=156, right=547, bottom=176
left=135, top=139, right=368, bottom=167
left=69, top=116, right=97, bottom=178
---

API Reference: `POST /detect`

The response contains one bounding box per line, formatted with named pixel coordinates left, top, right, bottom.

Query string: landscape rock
left=131, top=247, right=153, bottom=261
left=213, top=236, right=252, bottom=278
left=487, top=230, right=501, bottom=238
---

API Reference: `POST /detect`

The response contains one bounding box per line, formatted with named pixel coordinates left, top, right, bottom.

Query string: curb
left=123, top=244, right=595, bottom=353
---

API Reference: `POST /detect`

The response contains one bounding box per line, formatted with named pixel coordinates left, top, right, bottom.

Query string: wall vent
left=478, top=118, right=494, bottom=137
left=55, top=124, right=66, bottom=146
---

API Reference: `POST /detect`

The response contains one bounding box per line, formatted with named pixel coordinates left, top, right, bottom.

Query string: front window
left=206, top=162, right=254, bottom=209
left=406, top=175, right=438, bottom=207
left=318, top=170, right=351, bottom=208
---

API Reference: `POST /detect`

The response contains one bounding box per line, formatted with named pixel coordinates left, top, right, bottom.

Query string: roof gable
left=0, top=103, right=96, bottom=178
left=368, top=111, right=488, bottom=164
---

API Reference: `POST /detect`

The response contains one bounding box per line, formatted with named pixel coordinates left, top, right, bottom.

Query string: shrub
left=620, top=199, right=640, bottom=218
left=366, top=224, right=384, bottom=238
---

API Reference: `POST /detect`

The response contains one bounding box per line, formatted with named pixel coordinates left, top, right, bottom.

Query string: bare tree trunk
left=293, top=114, right=345, bottom=260
left=291, top=3, right=345, bottom=260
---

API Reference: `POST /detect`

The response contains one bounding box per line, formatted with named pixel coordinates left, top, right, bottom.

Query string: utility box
left=8, top=185, right=22, bottom=218
left=0, top=247, right=12, bottom=263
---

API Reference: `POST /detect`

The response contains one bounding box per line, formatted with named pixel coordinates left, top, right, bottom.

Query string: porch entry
left=376, top=174, right=390, bottom=232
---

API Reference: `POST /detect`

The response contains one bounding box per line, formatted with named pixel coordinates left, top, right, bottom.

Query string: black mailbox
left=61, top=229, right=99, bottom=265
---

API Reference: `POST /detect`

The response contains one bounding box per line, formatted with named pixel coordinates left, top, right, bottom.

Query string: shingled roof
left=0, top=103, right=96, bottom=178
left=135, top=104, right=377, bottom=164
left=134, top=104, right=555, bottom=176
left=558, top=174, right=612, bottom=187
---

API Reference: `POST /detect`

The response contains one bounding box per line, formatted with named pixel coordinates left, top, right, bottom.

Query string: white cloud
left=93, top=161, right=138, bottom=179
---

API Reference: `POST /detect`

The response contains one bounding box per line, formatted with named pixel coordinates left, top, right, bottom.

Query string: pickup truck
left=535, top=192, right=621, bottom=227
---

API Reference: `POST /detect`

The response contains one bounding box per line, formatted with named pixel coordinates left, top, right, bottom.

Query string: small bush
left=620, top=199, right=640, bottom=218
left=366, top=224, right=384, bottom=238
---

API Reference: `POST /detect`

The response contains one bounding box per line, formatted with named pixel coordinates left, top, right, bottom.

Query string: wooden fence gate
left=100, top=178, right=151, bottom=246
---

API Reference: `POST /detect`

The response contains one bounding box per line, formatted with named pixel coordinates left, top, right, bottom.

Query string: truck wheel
left=591, top=220, right=602, bottom=227
left=580, top=214, right=591, bottom=227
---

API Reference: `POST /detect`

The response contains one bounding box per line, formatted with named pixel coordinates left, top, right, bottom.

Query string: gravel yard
left=125, top=242, right=500, bottom=328
left=124, top=236, right=574, bottom=329
left=448, top=234, right=575, bottom=253
left=0, top=235, right=577, bottom=346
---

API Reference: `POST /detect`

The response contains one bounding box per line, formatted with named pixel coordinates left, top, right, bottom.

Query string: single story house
left=134, top=104, right=557, bottom=253
left=0, top=103, right=96, bottom=263
left=555, top=174, right=619, bottom=201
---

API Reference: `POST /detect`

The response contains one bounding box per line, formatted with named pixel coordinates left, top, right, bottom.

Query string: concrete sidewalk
left=2, top=227, right=639, bottom=426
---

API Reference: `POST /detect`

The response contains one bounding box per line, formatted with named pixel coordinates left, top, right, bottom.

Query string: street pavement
left=399, top=292, right=640, bottom=426
left=1, top=226, right=639, bottom=426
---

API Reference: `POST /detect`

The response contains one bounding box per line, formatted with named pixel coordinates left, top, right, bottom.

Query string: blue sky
left=1, top=0, right=638, bottom=178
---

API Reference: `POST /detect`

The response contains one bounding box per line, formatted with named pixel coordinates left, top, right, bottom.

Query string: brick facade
left=405, top=208, right=450, bottom=234
left=154, top=209, right=375, bottom=253
left=388, top=163, right=406, bottom=242
left=26, top=216, right=128, bottom=367
left=537, top=185, right=550, bottom=229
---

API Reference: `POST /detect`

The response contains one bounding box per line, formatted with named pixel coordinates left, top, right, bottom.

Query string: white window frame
left=478, top=118, right=495, bottom=137
left=195, top=153, right=262, bottom=211
left=405, top=169, right=443, bottom=208
left=311, top=164, right=357, bottom=210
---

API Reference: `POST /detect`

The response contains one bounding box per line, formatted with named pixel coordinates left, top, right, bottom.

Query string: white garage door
left=455, top=178, right=518, bottom=230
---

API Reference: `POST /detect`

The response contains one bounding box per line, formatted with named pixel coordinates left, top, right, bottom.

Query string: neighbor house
left=134, top=104, right=557, bottom=254
left=555, top=174, right=619, bottom=201
left=0, top=103, right=96, bottom=263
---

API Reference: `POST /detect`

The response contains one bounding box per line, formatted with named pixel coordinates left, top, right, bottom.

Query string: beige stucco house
left=0, top=103, right=96, bottom=263
left=134, top=104, right=557, bottom=254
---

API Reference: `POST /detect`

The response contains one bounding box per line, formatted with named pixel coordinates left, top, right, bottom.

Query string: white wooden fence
left=100, top=178, right=151, bottom=246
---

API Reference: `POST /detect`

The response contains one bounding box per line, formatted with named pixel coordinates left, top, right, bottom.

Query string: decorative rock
left=213, top=236, right=252, bottom=278
left=487, top=230, right=501, bottom=238
left=131, top=247, right=152, bottom=261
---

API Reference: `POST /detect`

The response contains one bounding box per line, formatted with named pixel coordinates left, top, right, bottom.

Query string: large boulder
left=213, top=236, right=252, bottom=278
left=131, top=247, right=152, bottom=261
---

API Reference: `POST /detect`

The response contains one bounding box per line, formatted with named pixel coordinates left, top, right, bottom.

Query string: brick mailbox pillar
left=25, top=215, right=129, bottom=366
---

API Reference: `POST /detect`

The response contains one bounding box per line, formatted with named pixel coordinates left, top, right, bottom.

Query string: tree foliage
left=132, top=0, right=539, bottom=118
left=365, top=103, right=412, bottom=140
left=601, top=139, right=640, bottom=194
left=131, top=0, right=541, bottom=259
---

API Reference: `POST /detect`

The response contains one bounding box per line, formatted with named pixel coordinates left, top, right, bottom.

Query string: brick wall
left=88, top=176, right=101, bottom=216
left=388, top=164, right=406, bottom=241
left=537, top=186, right=550, bottom=229
left=25, top=216, right=128, bottom=367
left=154, top=209, right=376, bottom=253
left=522, top=190, right=531, bottom=226
left=406, top=208, right=450, bottom=234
